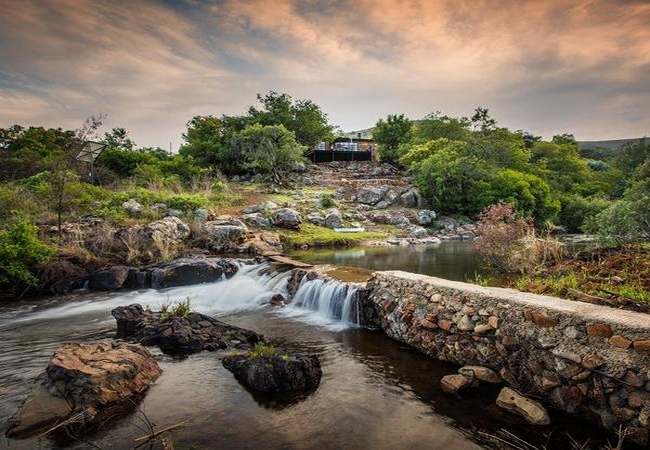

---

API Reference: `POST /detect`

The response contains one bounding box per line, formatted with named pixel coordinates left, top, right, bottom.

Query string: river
left=0, top=245, right=621, bottom=449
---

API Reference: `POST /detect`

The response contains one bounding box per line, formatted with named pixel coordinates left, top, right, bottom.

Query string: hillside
left=578, top=137, right=646, bottom=151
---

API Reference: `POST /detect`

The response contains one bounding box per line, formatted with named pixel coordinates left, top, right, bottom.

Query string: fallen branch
left=133, top=418, right=190, bottom=443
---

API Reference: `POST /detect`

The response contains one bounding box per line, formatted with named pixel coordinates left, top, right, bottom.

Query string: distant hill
left=578, top=137, right=646, bottom=151
left=339, top=128, right=374, bottom=139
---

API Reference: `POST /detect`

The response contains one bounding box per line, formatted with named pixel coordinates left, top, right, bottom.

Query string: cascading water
left=1, top=262, right=360, bottom=331
left=284, top=276, right=361, bottom=329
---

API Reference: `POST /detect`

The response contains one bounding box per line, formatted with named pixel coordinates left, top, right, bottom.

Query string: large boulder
left=324, top=208, right=343, bottom=229
left=88, top=266, right=131, bottom=290
left=496, top=387, right=551, bottom=425
left=223, top=352, right=322, bottom=393
left=355, top=186, right=383, bottom=205
left=416, top=209, right=437, bottom=226
left=306, top=212, right=325, bottom=227
left=150, top=258, right=238, bottom=288
left=271, top=208, right=302, bottom=230
left=147, top=216, right=191, bottom=241
left=202, top=220, right=248, bottom=252
left=241, top=213, right=271, bottom=228
left=111, top=304, right=264, bottom=356
left=6, top=342, right=161, bottom=438
left=399, top=188, right=421, bottom=208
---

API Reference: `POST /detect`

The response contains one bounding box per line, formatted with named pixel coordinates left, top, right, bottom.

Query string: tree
left=373, top=114, right=412, bottom=164
left=228, top=124, right=306, bottom=182
left=48, top=115, right=104, bottom=235
left=103, top=127, right=135, bottom=151
left=248, top=91, right=333, bottom=148
left=410, top=112, right=471, bottom=143
left=470, top=107, right=497, bottom=132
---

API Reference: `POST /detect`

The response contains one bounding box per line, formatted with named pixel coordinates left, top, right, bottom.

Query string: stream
left=0, top=245, right=621, bottom=449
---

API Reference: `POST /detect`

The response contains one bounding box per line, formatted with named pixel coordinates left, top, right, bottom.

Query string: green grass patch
left=280, top=223, right=385, bottom=248
left=159, top=297, right=192, bottom=321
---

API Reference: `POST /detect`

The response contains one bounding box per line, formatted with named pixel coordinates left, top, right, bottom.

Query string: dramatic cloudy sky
left=1, top=0, right=649, bottom=149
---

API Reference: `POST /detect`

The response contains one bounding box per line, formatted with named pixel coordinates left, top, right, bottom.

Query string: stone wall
left=362, top=270, right=650, bottom=444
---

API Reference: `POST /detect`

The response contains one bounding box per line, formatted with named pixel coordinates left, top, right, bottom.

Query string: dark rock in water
left=112, top=304, right=264, bottom=356
left=222, top=353, right=322, bottom=393
left=6, top=341, right=161, bottom=439
left=150, top=258, right=238, bottom=288
left=269, top=293, right=285, bottom=306
left=88, top=266, right=131, bottom=290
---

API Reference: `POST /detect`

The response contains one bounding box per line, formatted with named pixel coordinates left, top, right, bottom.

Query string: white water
left=0, top=263, right=361, bottom=331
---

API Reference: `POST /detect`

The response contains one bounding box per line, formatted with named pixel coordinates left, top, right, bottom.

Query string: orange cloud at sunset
left=0, top=0, right=648, bottom=148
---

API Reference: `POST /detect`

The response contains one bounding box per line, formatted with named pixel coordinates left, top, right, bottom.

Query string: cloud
left=0, top=0, right=648, bottom=146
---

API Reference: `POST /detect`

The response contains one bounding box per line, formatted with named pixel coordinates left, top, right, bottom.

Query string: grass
left=279, top=223, right=386, bottom=248
left=249, top=343, right=291, bottom=361
left=513, top=245, right=650, bottom=307
left=159, top=297, right=192, bottom=321
left=467, top=271, right=490, bottom=287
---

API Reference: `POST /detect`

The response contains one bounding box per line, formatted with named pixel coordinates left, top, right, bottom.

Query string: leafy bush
left=0, top=220, right=55, bottom=294
left=474, top=203, right=564, bottom=273
left=557, top=194, right=611, bottom=233
left=584, top=199, right=649, bottom=245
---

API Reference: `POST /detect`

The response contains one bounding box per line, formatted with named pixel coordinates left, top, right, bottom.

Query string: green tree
left=228, top=124, right=306, bottom=182
left=373, top=114, right=413, bottom=164
left=103, top=127, right=135, bottom=151
left=410, top=112, right=471, bottom=144
left=248, top=91, right=333, bottom=148
left=470, top=107, right=497, bottom=133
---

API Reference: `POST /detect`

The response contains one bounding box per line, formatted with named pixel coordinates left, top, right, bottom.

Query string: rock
left=222, top=353, right=322, bottom=393
left=408, top=226, right=429, bottom=238
left=496, top=387, right=551, bottom=425
left=306, top=212, right=325, bottom=226
left=609, top=335, right=632, bottom=349
left=271, top=208, right=302, bottom=229
left=122, top=198, right=142, bottom=216
left=269, top=293, right=285, bottom=306
left=457, top=314, right=474, bottom=331
left=459, top=366, right=502, bottom=384
left=202, top=220, right=248, bottom=252
left=88, top=266, right=131, bottom=290
left=587, top=323, right=613, bottom=338
left=150, top=258, right=238, bottom=288
left=356, top=186, right=383, bottom=205
left=241, top=213, right=271, bottom=228
left=6, top=342, right=161, bottom=438
left=440, top=374, right=473, bottom=393
left=148, top=216, right=191, bottom=241
left=416, top=209, right=437, bottom=226
left=263, top=201, right=278, bottom=210
left=399, top=189, right=420, bottom=208
left=324, top=209, right=343, bottom=229
left=112, top=304, right=263, bottom=355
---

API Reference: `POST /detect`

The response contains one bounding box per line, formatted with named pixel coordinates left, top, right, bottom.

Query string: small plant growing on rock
left=159, top=297, right=191, bottom=321
left=250, top=343, right=277, bottom=359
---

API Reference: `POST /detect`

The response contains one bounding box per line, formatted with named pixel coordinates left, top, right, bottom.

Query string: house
left=307, top=134, right=376, bottom=162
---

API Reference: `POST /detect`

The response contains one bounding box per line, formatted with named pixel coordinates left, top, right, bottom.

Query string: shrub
left=160, top=297, right=192, bottom=321
left=557, top=194, right=611, bottom=233
left=584, top=199, right=650, bottom=245
left=474, top=203, right=564, bottom=273
left=0, top=220, right=55, bottom=294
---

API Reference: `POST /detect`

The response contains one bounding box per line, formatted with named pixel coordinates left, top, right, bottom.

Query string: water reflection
left=288, top=241, right=490, bottom=282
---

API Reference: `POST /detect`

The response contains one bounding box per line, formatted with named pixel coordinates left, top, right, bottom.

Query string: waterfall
left=7, top=262, right=361, bottom=331
left=287, top=277, right=361, bottom=328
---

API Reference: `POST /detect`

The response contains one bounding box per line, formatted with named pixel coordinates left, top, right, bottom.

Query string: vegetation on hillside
left=0, top=91, right=648, bottom=299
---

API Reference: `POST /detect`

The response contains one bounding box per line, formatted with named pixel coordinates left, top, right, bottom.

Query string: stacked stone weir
left=362, top=270, right=650, bottom=445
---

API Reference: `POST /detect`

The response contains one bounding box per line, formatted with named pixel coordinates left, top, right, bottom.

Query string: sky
left=1, top=0, right=649, bottom=150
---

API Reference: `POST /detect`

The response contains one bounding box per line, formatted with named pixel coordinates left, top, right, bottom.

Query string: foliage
left=373, top=114, right=413, bottom=164
left=250, top=344, right=277, bottom=359
left=474, top=203, right=564, bottom=273
left=227, top=124, right=306, bottom=181
left=0, top=220, right=55, bottom=294
left=556, top=194, right=610, bottom=233
left=248, top=91, right=333, bottom=148
left=159, top=297, right=192, bottom=321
